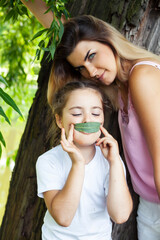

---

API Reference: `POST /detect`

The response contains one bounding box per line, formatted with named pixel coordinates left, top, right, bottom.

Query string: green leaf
left=0, top=144, right=2, bottom=159
left=58, top=20, right=64, bottom=41
left=0, top=106, right=11, bottom=125
left=5, top=9, right=15, bottom=21
left=0, top=131, right=6, bottom=147
left=31, top=29, right=48, bottom=41
left=0, top=76, right=8, bottom=86
left=48, top=44, right=55, bottom=59
left=74, top=122, right=101, bottom=133
left=0, top=88, right=23, bottom=118
left=0, top=0, right=8, bottom=7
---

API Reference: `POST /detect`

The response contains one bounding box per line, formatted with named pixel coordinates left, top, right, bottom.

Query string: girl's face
left=56, top=88, right=104, bottom=147
left=67, top=40, right=117, bottom=86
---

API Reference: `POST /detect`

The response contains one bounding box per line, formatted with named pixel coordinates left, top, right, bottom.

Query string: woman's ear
left=55, top=114, right=63, bottom=129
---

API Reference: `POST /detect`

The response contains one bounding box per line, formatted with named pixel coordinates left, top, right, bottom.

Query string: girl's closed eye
left=72, top=113, right=82, bottom=116
left=92, top=113, right=100, bottom=116
left=92, top=108, right=103, bottom=117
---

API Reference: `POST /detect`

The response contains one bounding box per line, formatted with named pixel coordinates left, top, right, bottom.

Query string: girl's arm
left=96, top=126, right=133, bottom=224
left=44, top=125, right=85, bottom=227
left=129, top=64, right=160, bottom=199
left=21, top=0, right=66, bottom=28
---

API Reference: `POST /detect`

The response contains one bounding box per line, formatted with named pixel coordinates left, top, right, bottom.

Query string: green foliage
left=0, top=0, right=69, bottom=161
left=0, top=1, right=40, bottom=159
left=0, top=76, right=23, bottom=158
left=0, top=0, right=69, bottom=61
left=31, top=0, right=69, bottom=61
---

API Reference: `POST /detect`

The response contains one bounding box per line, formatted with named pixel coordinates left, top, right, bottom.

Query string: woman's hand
left=96, top=126, right=120, bottom=164
left=60, top=124, right=85, bottom=164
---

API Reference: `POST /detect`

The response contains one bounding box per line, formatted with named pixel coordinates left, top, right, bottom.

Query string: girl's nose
left=83, top=113, right=91, bottom=123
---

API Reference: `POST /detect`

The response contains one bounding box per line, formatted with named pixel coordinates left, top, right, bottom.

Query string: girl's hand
left=60, top=124, right=85, bottom=164
left=96, top=126, right=120, bottom=164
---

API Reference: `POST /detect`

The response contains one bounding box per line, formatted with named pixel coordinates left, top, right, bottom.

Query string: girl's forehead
left=65, top=88, right=103, bottom=106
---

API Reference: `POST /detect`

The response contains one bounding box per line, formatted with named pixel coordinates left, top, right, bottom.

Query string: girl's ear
left=55, top=114, right=63, bottom=129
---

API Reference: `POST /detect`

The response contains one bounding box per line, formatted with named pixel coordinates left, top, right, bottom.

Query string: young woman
left=21, top=1, right=160, bottom=239
left=36, top=80, right=132, bottom=239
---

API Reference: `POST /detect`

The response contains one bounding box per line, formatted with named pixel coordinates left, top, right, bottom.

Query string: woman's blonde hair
left=48, top=15, right=160, bottom=108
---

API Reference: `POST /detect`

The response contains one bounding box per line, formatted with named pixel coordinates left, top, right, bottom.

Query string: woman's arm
left=129, top=64, right=160, bottom=199
left=44, top=126, right=85, bottom=227
left=96, top=126, right=133, bottom=224
left=21, top=0, right=66, bottom=28
left=21, top=0, right=54, bottom=28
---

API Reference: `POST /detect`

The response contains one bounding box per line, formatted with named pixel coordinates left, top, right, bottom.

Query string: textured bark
left=0, top=0, right=159, bottom=239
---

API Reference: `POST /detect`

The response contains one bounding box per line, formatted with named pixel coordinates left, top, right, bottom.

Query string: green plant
left=0, top=76, right=23, bottom=158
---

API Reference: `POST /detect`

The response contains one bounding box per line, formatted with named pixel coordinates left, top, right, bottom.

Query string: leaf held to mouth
left=74, top=122, right=101, bottom=133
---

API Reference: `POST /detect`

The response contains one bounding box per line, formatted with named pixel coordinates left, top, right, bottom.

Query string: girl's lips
left=74, top=129, right=92, bottom=135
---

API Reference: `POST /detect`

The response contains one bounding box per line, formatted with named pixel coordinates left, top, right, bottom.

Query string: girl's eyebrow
left=92, top=106, right=103, bottom=110
left=69, top=106, right=103, bottom=110
left=69, top=106, right=82, bottom=110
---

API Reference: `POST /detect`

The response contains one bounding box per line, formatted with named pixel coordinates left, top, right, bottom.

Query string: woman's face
left=56, top=88, right=104, bottom=147
left=67, top=40, right=117, bottom=86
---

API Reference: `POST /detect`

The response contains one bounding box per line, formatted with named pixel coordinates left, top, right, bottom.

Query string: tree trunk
left=0, top=0, right=159, bottom=239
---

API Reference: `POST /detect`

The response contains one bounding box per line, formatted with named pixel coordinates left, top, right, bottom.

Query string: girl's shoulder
left=36, top=145, right=65, bottom=167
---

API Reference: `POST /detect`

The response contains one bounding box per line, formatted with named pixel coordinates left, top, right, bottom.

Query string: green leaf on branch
left=58, top=20, right=64, bottom=41
left=0, top=106, right=11, bottom=125
left=31, top=29, right=48, bottom=41
left=0, top=76, right=8, bottom=86
left=0, top=88, right=23, bottom=119
left=0, top=144, right=2, bottom=159
left=0, top=131, right=6, bottom=147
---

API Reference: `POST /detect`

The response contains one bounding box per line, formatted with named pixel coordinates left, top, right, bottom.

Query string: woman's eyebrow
left=84, top=49, right=91, bottom=61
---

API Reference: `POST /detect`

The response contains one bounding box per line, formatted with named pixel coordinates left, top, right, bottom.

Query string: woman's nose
left=86, top=64, right=97, bottom=78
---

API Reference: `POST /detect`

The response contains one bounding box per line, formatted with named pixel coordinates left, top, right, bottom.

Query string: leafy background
left=0, top=0, right=68, bottom=225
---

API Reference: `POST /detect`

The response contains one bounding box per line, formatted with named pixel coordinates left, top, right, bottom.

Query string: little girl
left=36, top=80, right=132, bottom=240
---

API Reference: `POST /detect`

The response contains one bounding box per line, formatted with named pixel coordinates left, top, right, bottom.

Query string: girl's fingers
left=96, top=137, right=109, bottom=147
left=68, top=124, right=74, bottom=142
left=61, top=128, right=69, bottom=145
left=100, top=125, right=109, bottom=136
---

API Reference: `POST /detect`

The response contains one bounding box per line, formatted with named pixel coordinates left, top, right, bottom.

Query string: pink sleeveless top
left=118, top=61, right=160, bottom=203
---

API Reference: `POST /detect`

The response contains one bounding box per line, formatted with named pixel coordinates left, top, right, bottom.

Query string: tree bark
left=0, top=0, right=159, bottom=239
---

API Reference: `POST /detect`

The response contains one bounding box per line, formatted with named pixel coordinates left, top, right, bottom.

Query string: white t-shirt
left=36, top=145, right=112, bottom=240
